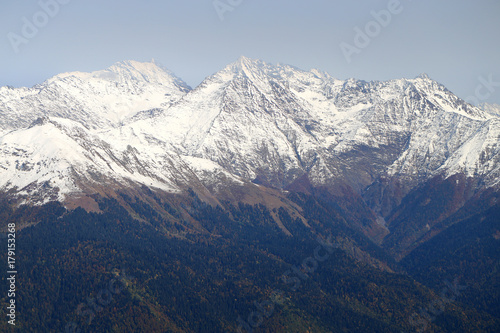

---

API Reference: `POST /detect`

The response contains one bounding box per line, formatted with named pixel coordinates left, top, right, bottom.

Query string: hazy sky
left=1, top=0, right=499, bottom=104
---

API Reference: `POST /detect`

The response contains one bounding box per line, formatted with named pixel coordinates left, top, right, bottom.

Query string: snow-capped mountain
left=0, top=57, right=499, bottom=209
left=119, top=57, right=499, bottom=192
left=0, top=60, right=190, bottom=133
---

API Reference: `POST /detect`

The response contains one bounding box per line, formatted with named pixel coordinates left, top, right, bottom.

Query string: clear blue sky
left=1, top=0, right=499, bottom=104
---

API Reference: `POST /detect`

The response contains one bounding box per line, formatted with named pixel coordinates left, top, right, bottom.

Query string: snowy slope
left=0, top=117, right=246, bottom=204
left=0, top=60, right=191, bottom=132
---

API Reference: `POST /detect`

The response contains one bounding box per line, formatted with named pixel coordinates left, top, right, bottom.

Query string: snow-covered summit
left=415, top=73, right=431, bottom=80
left=0, top=60, right=191, bottom=132
left=47, top=60, right=190, bottom=91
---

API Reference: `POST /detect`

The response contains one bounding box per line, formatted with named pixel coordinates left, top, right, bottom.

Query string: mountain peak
left=237, top=55, right=252, bottom=63
left=216, top=56, right=275, bottom=86
left=231, top=56, right=266, bottom=72
left=111, top=59, right=166, bottom=74
left=107, top=60, right=183, bottom=83
left=415, top=73, right=431, bottom=80
left=0, top=60, right=192, bottom=133
left=45, top=60, right=190, bottom=92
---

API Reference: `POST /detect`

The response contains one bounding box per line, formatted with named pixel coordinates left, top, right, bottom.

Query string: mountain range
left=1, top=57, right=499, bottom=241
left=1, top=57, right=499, bottom=332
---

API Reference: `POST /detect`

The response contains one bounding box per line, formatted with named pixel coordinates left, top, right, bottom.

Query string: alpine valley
left=0, top=58, right=498, bottom=332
